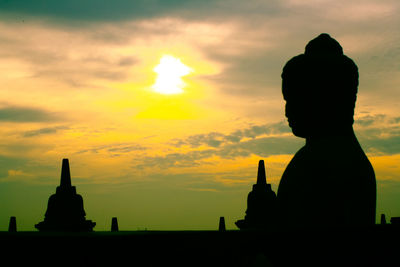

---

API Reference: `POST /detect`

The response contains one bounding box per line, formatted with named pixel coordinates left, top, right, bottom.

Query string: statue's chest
left=277, top=150, right=324, bottom=198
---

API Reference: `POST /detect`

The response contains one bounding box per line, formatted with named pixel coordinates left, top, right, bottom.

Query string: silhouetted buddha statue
left=35, top=159, right=96, bottom=231
left=277, top=33, right=376, bottom=227
left=236, top=160, right=277, bottom=229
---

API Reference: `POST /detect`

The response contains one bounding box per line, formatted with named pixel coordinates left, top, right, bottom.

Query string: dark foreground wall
left=1, top=225, right=399, bottom=267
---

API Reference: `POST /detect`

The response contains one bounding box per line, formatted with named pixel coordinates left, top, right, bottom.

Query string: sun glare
left=152, top=55, right=192, bottom=95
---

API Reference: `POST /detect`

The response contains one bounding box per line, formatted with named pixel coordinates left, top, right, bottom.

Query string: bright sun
left=152, top=55, right=192, bottom=95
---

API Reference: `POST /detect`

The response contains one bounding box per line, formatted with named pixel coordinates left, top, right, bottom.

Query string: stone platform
left=1, top=225, right=399, bottom=267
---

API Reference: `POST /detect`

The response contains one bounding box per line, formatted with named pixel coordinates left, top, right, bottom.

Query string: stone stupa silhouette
left=35, top=159, right=95, bottom=231
left=235, top=160, right=277, bottom=229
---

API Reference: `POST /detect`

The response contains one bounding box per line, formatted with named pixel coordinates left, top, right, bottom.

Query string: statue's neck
left=305, top=126, right=356, bottom=146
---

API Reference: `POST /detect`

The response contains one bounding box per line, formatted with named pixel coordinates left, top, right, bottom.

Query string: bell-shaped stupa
left=235, top=160, right=277, bottom=229
left=35, top=159, right=95, bottom=231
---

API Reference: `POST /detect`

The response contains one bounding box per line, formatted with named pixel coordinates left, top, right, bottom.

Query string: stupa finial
left=60, top=158, right=72, bottom=188
left=256, top=160, right=267, bottom=184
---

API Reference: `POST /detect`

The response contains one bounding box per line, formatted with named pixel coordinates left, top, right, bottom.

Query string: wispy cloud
left=0, top=106, right=58, bottom=122
left=354, top=114, right=400, bottom=155
left=138, top=121, right=300, bottom=170
left=171, top=121, right=291, bottom=148
left=22, top=126, right=69, bottom=137
left=138, top=135, right=302, bottom=169
left=77, top=143, right=147, bottom=155
left=137, top=115, right=400, bottom=171
left=0, top=22, right=140, bottom=88
left=0, top=0, right=281, bottom=23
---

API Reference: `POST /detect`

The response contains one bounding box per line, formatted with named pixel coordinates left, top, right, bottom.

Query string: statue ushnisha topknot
left=305, top=33, right=343, bottom=56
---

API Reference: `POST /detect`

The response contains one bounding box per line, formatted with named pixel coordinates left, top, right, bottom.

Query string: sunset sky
left=0, top=0, right=399, bottom=230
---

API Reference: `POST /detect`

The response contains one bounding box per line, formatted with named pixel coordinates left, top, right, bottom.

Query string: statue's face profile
left=284, top=94, right=313, bottom=138
left=285, top=99, right=302, bottom=137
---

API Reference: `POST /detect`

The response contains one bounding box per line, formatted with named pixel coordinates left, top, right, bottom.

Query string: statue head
left=281, top=33, right=359, bottom=138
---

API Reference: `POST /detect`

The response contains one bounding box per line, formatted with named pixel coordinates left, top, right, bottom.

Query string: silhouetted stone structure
left=111, top=217, right=119, bottom=232
left=278, top=33, right=376, bottom=227
left=235, top=160, right=276, bottom=229
left=390, top=217, right=400, bottom=225
left=381, top=214, right=386, bottom=225
left=219, top=216, right=226, bottom=232
left=35, top=159, right=95, bottom=231
left=8, top=216, right=16, bottom=232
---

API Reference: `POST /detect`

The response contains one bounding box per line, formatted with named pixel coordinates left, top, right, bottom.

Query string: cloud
left=77, top=143, right=147, bottom=155
left=390, top=117, right=400, bottom=124
left=0, top=106, right=58, bottom=122
left=107, top=144, right=148, bottom=153
left=361, top=136, right=400, bottom=155
left=6, top=0, right=392, bottom=26
left=139, top=121, right=300, bottom=170
left=5, top=169, right=33, bottom=182
left=22, top=126, right=69, bottom=137
left=137, top=135, right=302, bottom=170
left=354, top=114, right=400, bottom=155
left=180, top=132, right=225, bottom=148
left=0, top=1, right=176, bottom=22
left=355, top=115, right=386, bottom=127
left=0, top=0, right=281, bottom=23
left=139, top=114, right=400, bottom=171
left=0, top=155, right=30, bottom=180
left=218, top=136, right=301, bottom=159
left=0, top=22, right=140, bottom=88
left=118, top=56, right=137, bottom=66
left=172, top=121, right=291, bottom=148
